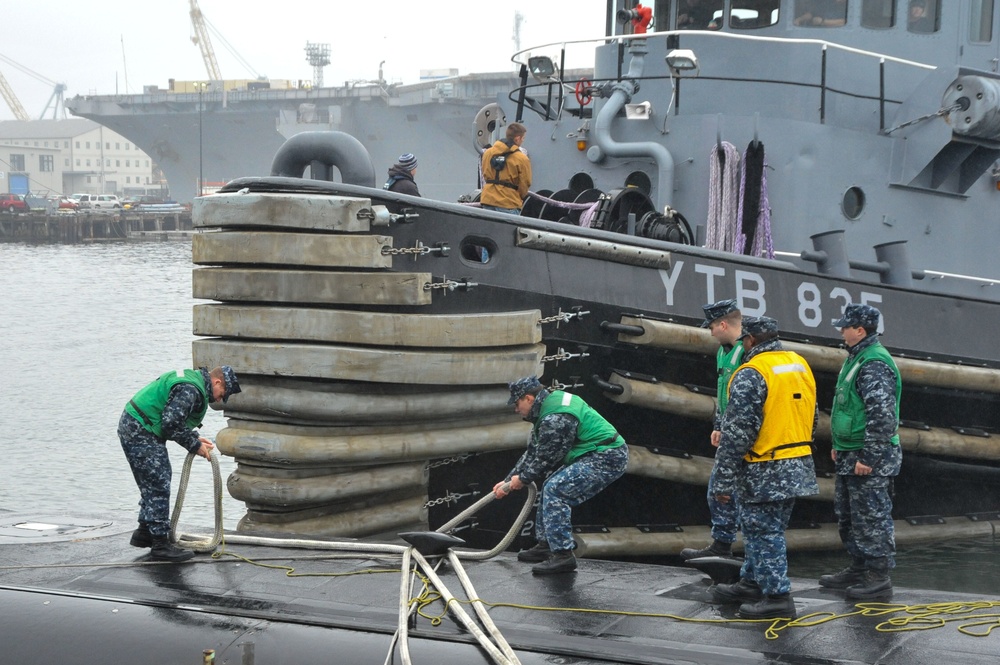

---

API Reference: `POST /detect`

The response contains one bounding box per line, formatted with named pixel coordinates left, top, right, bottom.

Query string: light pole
left=195, top=82, right=207, bottom=198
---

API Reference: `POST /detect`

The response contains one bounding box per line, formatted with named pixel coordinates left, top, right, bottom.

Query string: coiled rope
left=734, top=140, right=774, bottom=259
left=705, top=141, right=742, bottom=252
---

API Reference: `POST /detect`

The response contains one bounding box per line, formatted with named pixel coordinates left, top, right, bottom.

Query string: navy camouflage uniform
left=506, top=388, right=629, bottom=552
left=118, top=368, right=215, bottom=538
left=713, top=337, right=819, bottom=596
left=832, top=333, right=902, bottom=573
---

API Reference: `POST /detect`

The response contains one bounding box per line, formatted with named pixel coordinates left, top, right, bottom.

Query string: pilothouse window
left=794, top=0, right=847, bottom=27
left=907, top=0, right=939, bottom=33
left=970, top=0, right=995, bottom=42
left=730, top=0, right=781, bottom=29
left=861, top=0, right=895, bottom=29
left=676, top=0, right=724, bottom=29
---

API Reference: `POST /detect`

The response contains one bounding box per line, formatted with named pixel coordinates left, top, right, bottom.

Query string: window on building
left=907, top=0, right=939, bottom=33
left=970, top=0, right=994, bottom=41
left=87, top=176, right=92, bottom=183
left=794, top=0, right=847, bottom=27
left=145, top=160, right=150, bottom=167
left=64, top=158, right=70, bottom=167
left=75, top=141, right=80, bottom=149
left=126, top=160, right=131, bottom=167
left=106, top=142, right=110, bottom=149
left=861, top=0, right=895, bottom=28
left=125, top=143, right=131, bottom=150
left=106, top=159, right=111, bottom=166
left=116, top=160, right=121, bottom=167
left=116, top=142, right=120, bottom=150
left=10, top=154, right=25, bottom=170
left=86, top=142, right=91, bottom=149
left=86, top=159, right=91, bottom=166
left=39, top=155, right=53, bottom=172
left=76, top=159, right=81, bottom=166
left=731, top=0, right=780, bottom=28
left=44, top=141, right=49, bottom=147
left=127, top=176, right=131, bottom=184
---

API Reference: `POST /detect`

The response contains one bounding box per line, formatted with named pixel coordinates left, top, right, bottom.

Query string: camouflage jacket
left=506, top=389, right=578, bottom=484
left=713, top=338, right=820, bottom=503
left=833, top=334, right=902, bottom=477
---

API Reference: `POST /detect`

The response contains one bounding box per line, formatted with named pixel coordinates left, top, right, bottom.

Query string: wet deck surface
left=1, top=514, right=997, bottom=664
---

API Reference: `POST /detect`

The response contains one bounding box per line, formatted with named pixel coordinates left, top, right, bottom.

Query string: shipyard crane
left=189, top=0, right=222, bottom=80
left=0, top=54, right=67, bottom=120
left=0, top=69, right=29, bottom=120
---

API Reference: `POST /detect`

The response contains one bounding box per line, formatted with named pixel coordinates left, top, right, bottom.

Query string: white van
left=76, top=194, right=122, bottom=210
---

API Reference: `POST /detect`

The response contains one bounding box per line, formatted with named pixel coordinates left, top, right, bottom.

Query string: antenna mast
left=304, top=42, right=331, bottom=88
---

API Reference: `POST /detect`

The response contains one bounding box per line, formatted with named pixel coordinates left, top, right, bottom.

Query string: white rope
left=704, top=141, right=742, bottom=252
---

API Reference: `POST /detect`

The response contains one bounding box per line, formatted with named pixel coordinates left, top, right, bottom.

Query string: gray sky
left=1, top=0, right=607, bottom=121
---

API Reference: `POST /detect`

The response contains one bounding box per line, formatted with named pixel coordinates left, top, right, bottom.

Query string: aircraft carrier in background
left=64, top=71, right=549, bottom=203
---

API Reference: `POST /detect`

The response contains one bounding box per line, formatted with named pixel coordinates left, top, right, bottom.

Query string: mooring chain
left=541, top=347, right=590, bottom=364
left=537, top=308, right=590, bottom=327
left=424, top=489, right=481, bottom=508
left=423, top=276, right=478, bottom=292
left=884, top=102, right=965, bottom=135
left=426, top=454, right=473, bottom=469
left=381, top=240, right=449, bottom=257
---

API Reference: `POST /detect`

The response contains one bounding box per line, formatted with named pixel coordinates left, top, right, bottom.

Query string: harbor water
left=1, top=240, right=998, bottom=596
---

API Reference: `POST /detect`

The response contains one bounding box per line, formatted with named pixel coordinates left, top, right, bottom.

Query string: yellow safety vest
left=728, top=350, right=816, bottom=462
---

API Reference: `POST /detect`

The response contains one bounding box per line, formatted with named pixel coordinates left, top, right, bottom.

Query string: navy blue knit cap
left=396, top=153, right=418, bottom=171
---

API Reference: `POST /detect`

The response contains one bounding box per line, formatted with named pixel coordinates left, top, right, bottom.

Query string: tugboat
left=190, top=0, right=1000, bottom=557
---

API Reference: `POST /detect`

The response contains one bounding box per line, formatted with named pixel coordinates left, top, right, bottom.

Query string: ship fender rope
left=705, top=141, right=742, bottom=252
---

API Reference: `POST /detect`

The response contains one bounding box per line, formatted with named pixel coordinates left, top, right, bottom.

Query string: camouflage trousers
left=536, top=444, right=629, bottom=552
left=708, top=464, right=740, bottom=544
left=117, top=411, right=173, bottom=537
left=739, top=498, right=795, bottom=595
left=834, top=474, right=896, bottom=571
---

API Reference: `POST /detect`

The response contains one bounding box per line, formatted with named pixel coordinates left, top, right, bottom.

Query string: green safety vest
left=830, top=342, right=901, bottom=451
left=717, top=343, right=745, bottom=416
left=125, top=369, right=208, bottom=439
left=536, top=390, right=624, bottom=465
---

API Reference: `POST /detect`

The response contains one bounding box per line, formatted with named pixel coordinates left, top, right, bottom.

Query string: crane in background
left=0, top=69, right=29, bottom=121
left=189, top=0, right=222, bottom=80
left=0, top=54, right=67, bottom=120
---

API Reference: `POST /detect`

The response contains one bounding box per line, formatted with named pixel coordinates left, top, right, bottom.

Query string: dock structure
left=0, top=210, right=194, bottom=242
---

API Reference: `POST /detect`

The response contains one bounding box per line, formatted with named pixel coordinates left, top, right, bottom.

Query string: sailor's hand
left=710, top=430, right=722, bottom=448
left=715, top=494, right=731, bottom=504
left=493, top=480, right=511, bottom=499
left=831, top=449, right=837, bottom=462
left=196, top=439, right=215, bottom=460
left=508, top=475, right=524, bottom=491
left=854, top=461, right=872, bottom=476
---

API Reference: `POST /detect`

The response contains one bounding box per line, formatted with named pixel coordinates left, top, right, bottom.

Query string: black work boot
left=517, top=541, right=551, bottom=563
left=711, top=578, right=763, bottom=604
left=845, top=570, right=892, bottom=600
left=679, top=539, right=733, bottom=561
left=818, top=560, right=866, bottom=589
left=738, top=593, right=797, bottom=619
left=531, top=550, right=577, bottom=575
left=129, top=523, right=152, bottom=548
left=149, top=536, right=195, bottom=562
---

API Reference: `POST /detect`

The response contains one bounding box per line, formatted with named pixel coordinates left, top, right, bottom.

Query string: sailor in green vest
left=117, top=365, right=241, bottom=561
left=492, top=376, right=629, bottom=574
left=681, top=298, right=745, bottom=561
left=818, top=303, right=902, bottom=599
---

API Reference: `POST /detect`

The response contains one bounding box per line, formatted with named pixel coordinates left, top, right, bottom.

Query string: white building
left=0, top=118, right=163, bottom=197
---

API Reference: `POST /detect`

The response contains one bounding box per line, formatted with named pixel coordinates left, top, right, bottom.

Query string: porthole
left=842, top=186, right=865, bottom=220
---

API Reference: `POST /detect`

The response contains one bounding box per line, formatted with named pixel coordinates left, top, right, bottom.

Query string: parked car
left=76, top=194, right=122, bottom=210
left=123, top=194, right=168, bottom=210
left=0, top=194, right=28, bottom=213
left=57, top=197, right=79, bottom=210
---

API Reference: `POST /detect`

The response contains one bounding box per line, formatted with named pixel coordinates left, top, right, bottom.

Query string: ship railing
left=512, top=29, right=935, bottom=131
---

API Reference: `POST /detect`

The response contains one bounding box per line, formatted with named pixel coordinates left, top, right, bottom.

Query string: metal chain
left=423, top=276, right=479, bottom=292
left=541, top=347, right=590, bottom=364
left=423, top=489, right=481, bottom=509
left=549, top=378, right=584, bottom=391
left=537, top=308, right=590, bottom=326
left=381, top=240, right=450, bottom=257
left=426, top=454, right=472, bottom=469
left=884, top=102, right=964, bottom=135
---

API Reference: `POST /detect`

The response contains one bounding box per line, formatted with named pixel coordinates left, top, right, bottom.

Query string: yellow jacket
left=481, top=140, right=532, bottom=210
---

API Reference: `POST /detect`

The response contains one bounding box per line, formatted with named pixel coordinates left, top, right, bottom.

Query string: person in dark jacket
left=709, top=316, right=819, bottom=619
left=384, top=153, right=421, bottom=197
left=492, top=376, right=628, bottom=575
left=118, top=365, right=240, bottom=561
left=818, top=303, right=901, bottom=599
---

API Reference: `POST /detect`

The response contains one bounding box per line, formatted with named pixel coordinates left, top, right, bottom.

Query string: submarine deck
left=0, top=513, right=996, bottom=665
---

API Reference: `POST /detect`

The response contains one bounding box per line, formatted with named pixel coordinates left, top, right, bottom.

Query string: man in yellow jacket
left=481, top=122, right=532, bottom=214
